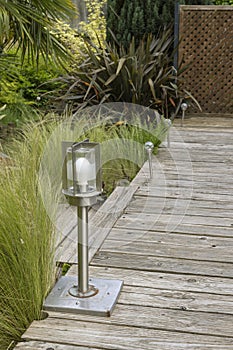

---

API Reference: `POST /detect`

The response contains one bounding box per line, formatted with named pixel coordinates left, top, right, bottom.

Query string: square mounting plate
left=43, top=275, right=123, bottom=317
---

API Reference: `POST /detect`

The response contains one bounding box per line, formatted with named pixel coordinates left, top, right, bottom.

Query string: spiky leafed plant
left=0, top=0, right=75, bottom=65
left=50, top=29, right=192, bottom=117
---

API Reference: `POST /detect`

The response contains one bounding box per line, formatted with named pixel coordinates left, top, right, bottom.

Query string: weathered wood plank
left=158, top=147, right=233, bottom=155
left=128, top=196, right=233, bottom=216
left=67, top=266, right=233, bottom=314
left=74, top=265, right=233, bottom=296
left=93, top=251, right=233, bottom=278
left=14, top=340, right=233, bottom=350
left=136, top=186, right=232, bottom=200
left=24, top=302, right=233, bottom=338
left=158, top=161, right=233, bottom=171
left=56, top=205, right=96, bottom=250
left=127, top=197, right=233, bottom=219
left=103, top=228, right=233, bottom=263
left=118, top=286, right=233, bottom=314
left=15, top=342, right=97, bottom=350
left=107, top=227, right=233, bottom=246
left=113, top=222, right=233, bottom=238
left=157, top=153, right=233, bottom=164
left=162, top=141, right=233, bottom=151
left=169, top=129, right=233, bottom=141
left=102, top=238, right=233, bottom=263
left=147, top=178, right=233, bottom=190
left=22, top=317, right=233, bottom=349
left=116, top=211, right=233, bottom=230
left=55, top=205, right=77, bottom=247
left=134, top=168, right=233, bottom=185
left=152, top=158, right=233, bottom=170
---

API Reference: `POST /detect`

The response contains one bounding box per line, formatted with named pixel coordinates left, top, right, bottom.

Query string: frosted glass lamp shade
left=62, top=141, right=101, bottom=197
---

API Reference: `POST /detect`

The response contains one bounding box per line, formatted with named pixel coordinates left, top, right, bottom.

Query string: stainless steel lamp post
left=43, top=141, right=123, bottom=316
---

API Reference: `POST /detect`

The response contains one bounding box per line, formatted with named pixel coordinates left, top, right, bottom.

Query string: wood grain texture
left=14, top=342, right=97, bottom=350
left=93, top=251, right=233, bottom=278
left=14, top=340, right=233, bottom=350
left=19, top=121, right=233, bottom=350
left=22, top=317, right=233, bottom=349
left=73, top=265, right=233, bottom=296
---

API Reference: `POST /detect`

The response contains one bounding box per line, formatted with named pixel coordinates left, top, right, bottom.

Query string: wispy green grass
left=84, top=114, right=169, bottom=194
left=0, top=118, right=58, bottom=349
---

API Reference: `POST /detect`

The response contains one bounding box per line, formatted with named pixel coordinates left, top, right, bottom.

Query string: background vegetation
left=106, top=0, right=218, bottom=48
left=47, top=30, right=185, bottom=117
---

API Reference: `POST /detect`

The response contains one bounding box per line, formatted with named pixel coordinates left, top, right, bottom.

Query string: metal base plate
left=43, top=276, right=123, bottom=317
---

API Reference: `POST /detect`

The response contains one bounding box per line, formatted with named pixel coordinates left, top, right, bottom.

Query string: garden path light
left=181, top=102, right=188, bottom=127
left=144, top=141, right=154, bottom=180
left=43, top=140, right=123, bottom=316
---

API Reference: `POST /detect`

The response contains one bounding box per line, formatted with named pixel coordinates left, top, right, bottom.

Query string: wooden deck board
left=23, top=304, right=233, bottom=337
left=18, top=318, right=233, bottom=350
left=14, top=342, right=233, bottom=350
left=17, top=118, right=233, bottom=349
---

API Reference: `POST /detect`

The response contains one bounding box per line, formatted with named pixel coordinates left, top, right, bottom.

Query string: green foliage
left=107, top=0, right=174, bottom=48
left=0, top=55, right=63, bottom=125
left=52, top=0, right=107, bottom=67
left=80, top=0, right=107, bottom=42
left=0, top=118, right=59, bottom=349
left=180, top=0, right=213, bottom=3
left=61, top=263, right=72, bottom=275
left=214, top=0, right=233, bottom=4
left=80, top=111, right=168, bottom=194
left=107, top=0, right=214, bottom=48
left=50, top=30, right=192, bottom=117
left=0, top=0, right=75, bottom=66
left=0, top=0, right=107, bottom=126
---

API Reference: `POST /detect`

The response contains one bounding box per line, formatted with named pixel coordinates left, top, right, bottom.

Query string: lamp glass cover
left=66, top=146, right=96, bottom=194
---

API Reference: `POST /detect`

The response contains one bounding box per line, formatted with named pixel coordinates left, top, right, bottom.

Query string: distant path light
left=144, top=141, right=154, bottom=180
left=181, top=102, right=188, bottom=127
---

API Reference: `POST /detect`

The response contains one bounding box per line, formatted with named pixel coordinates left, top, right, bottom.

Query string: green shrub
left=106, top=0, right=214, bottom=48
left=0, top=55, right=64, bottom=125
left=106, top=0, right=174, bottom=48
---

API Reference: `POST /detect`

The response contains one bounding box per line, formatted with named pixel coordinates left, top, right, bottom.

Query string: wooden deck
left=15, top=115, right=233, bottom=350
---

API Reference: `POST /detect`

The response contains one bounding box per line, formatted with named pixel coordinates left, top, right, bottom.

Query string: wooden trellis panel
left=179, top=6, right=233, bottom=114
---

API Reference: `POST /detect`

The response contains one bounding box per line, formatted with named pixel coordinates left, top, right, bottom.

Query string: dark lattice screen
left=179, top=6, right=233, bottom=114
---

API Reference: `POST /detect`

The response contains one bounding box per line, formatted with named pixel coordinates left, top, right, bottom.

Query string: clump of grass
left=0, top=118, right=58, bottom=349
left=82, top=112, right=169, bottom=194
